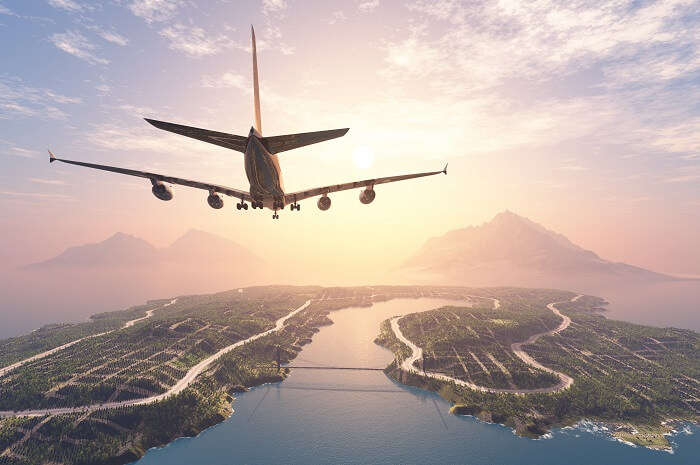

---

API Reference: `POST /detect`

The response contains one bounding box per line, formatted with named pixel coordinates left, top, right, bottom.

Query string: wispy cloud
left=0, top=191, right=73, bottom=201
left=1, top=146, right=38, bottom=158
left=50, top=30, right=109, bottom=65
left=97, top=30, right=128, bottom=46
left=262, top=0, right=287, bottom=16
left=0, top=4, right=17, bottom=17
left=47, top=0, right=84, bottom=12
left=159, top=23, right=234, bottom=57
left=29, top=177, right=66, bottom=185
left=0, top=77, right=81, bottom=120
left=358, top=0, right=379, bottom=13
left=201, top=72, right=249, bottom=93
left=128, top=0, right=183, bottom=23
left=327, top=11, right=347, bottom=25
left=661, top=174, right=700, bottom=183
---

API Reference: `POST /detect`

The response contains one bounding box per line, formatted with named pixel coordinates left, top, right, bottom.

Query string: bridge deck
left=284, top=366, right=385, bottom=371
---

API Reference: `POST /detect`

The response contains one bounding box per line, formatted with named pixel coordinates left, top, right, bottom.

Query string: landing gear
left=236, top=201, right=248, bottom=210
left=251, top=201, right=263, bottom=209
left=290, top=203, right=300, bottom=211
left=272, top=210, right=279, bottom=219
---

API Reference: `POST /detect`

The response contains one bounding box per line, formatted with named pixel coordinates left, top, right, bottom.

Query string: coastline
left=374, top=314, right=698, bottom=452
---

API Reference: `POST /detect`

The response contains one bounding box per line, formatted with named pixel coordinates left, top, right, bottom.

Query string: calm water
left=135, top=298, right=698, bottom=465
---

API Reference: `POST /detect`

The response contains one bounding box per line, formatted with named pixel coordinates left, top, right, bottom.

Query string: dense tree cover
left=377, top=290, right=699, bottom=439
left=0, top=301, right=172, bottom=366
left=2, top=286, right=696, bottom=463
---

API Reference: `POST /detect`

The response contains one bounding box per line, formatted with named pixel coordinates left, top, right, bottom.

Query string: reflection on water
left=136, top=298, right=698, bottom=465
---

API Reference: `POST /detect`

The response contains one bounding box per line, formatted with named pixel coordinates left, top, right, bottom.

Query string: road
left=0, top=300, right=310, bottom=418
left=390, top=294, right=581, bottom=394
left=0, top=299, right=177, bottom=380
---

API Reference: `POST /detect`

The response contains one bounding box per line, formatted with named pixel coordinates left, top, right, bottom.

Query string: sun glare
left=352, top=146, right=375, bottom=169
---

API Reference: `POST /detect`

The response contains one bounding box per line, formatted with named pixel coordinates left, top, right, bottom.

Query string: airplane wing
left=284, top=165, right=447, bottom=203
left=144, top=118, right=248, bottom=153
left=49, top=150, right=251, bottom=201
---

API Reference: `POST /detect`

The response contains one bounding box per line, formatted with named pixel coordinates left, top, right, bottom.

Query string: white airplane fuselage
left=244, top=127, right=285, bottom=209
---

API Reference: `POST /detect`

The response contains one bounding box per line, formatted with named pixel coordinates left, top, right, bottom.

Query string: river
left=134, top=298, right=698, bottom=465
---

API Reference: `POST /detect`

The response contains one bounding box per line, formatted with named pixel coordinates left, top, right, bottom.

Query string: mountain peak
left=404, top=211, right=668, bottom=286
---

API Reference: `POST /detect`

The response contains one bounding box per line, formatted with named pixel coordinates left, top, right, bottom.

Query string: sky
left=1, top=0, right=699, bottom=278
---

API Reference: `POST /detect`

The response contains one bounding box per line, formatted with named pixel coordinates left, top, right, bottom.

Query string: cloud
left=389, top=0, right=699, bottom=92
left=50, top=30, right=109, bottom=65
left=262, top=0, right=287, bottom=16
left=327, top=11, right=347, bottom=25
left=97, top=30, right=128, bottom=46
left=159, top=23, right=234, bottom=57
left=47, top=0, right=84, bottom=12
left=128, top=0, right=183, bottom=23
left=0, top=77, right=81, bottom=120
left=358, top=0, right=379, bottom=13
left=201, top=72, right=249, bottom=93
left=0, top=191, right=73, bottom=201
left=661, top=174, right=700, bottom=183
left=29, top=177, right=66, bottom=185
left=96, top=83, right=111, bottom=94
left=1, top=146, right=38, bottom=158
left=0, top=4, right=17, bottom=16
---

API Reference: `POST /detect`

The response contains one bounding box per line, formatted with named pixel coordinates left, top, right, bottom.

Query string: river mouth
left=134, top=297, right=699, bottom=465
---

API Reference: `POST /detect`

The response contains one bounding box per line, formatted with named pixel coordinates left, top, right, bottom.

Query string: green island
left=375, top=288, right=699, bottom=449
left=0, top=286, right=697, bottom=464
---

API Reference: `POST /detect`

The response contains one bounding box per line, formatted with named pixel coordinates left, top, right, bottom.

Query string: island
left=0, top=286, right=697, bottom=464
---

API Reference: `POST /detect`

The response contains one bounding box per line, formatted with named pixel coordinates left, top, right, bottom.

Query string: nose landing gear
left=272, top=210, right=279, bottom=219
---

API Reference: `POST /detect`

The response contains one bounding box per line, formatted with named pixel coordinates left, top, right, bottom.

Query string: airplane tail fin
left=251, top=25, right=262, bottom=135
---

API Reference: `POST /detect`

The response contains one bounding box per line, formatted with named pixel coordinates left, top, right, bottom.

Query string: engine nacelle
left=359, top=187, right=375, bottom=204
left=317, top=195, right=331, bottom=211
left=207, top=193, right=224, bottom=209
left=151, top=182, right=173, bottom=201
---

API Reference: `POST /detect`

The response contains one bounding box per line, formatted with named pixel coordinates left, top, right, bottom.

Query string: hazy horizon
left=1, top=1, right=699, bottom=336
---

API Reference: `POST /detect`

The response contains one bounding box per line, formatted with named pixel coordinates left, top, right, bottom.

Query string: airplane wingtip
left=48, top=149, right=56, bottom=163
left=443, top=163, right=448, bottom=174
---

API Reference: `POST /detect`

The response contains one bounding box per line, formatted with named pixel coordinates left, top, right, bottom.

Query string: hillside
left=403, top=211, right=673, bottom=288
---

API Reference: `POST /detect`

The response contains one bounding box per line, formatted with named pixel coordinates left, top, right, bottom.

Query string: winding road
left=0, top=300, right=311, bottom=418
left=0, top=299, right=178, bottom=380
left=390, top=294, right=581, bottom=394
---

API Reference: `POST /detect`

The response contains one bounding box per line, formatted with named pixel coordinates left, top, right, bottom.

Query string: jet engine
left=151, top=181, right=173, bottom=201
left=317, top=195, right=331, bottom=211
left=359, top=187, right=375, bottom=204
left=207, top=193, right=224, bottom=209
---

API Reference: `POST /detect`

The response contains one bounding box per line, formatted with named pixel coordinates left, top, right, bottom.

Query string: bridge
left=283, top=365, right=385, bottom=371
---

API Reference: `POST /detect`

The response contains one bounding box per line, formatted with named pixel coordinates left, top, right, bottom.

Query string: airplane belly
left=245, top=139, right=285, bottom=208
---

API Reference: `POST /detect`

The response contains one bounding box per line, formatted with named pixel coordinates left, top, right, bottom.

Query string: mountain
left=403, top=211, right=674, bottom=289
left=10, top=230, right=270, bottom=332
left=26, top=232, right=158, bottom=268
left=28, top=229, right=264, bottom=271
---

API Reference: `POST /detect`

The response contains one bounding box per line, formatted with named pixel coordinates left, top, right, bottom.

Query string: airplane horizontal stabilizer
left=261, top=128, right=349, bottom=154
left=145, top=119, right=248, bottom=153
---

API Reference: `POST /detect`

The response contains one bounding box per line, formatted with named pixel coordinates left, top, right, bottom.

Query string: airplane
left=49, top=26, right=447, bottom=219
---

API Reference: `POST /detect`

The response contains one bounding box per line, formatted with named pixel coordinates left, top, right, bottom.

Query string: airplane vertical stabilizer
left=251, top=25, right=262, bottom=135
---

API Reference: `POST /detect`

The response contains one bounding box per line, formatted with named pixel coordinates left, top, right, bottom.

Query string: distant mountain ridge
left=27, top=229, right=263, bottom=270
left=403, top=211, right=674, bottom=288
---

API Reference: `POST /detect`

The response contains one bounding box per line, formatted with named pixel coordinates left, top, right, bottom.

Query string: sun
left=352, top=146, right=374, bottom=169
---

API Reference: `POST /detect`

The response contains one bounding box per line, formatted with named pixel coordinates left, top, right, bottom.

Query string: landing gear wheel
left=243, top=203, right=248, bottom=210
left=236, top=203, right=241, bottom=210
